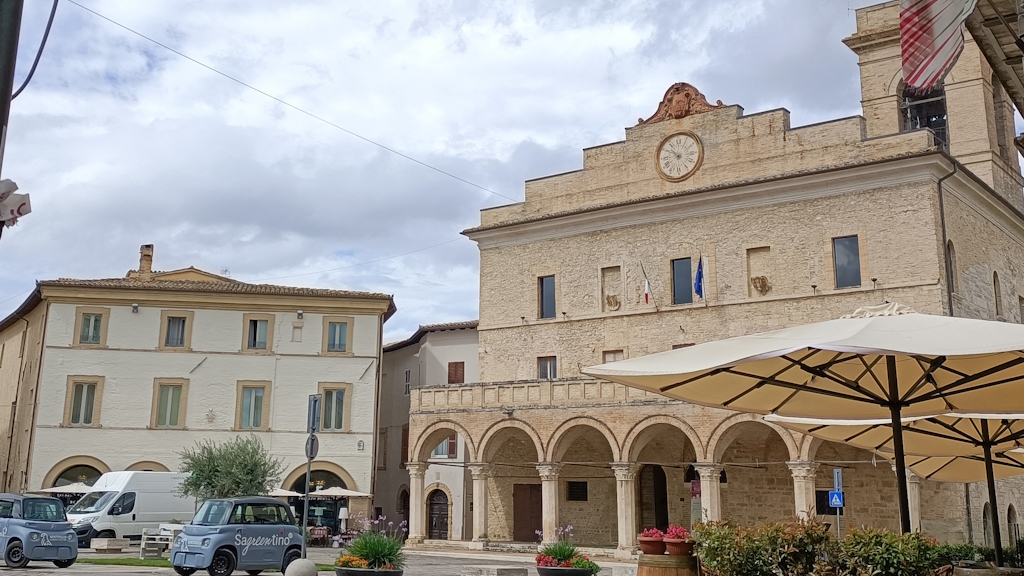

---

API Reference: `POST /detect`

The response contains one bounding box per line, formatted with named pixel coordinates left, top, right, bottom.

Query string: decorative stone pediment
left=637, top=82, right=725, bottom=125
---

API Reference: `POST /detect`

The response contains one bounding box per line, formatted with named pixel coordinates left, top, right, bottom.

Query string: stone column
left=611, top=462, right=641, bottom=555
left=787, top=461, right=820, bottom=519
left=892, top=464, right=922, bottom=532
left=693, top=464, right=723, bottom=522
left=536, top=463, right=562, bottom=543
left=467, top=463, right=492, bottom=543
left=407, top=463, right=428, bottom=543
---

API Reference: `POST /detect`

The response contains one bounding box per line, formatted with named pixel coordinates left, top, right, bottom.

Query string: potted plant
left=637, top=527, right=666, bottom=555
left=534, top=526, right=600, bottom=575
left=663, top=524, right=694, bottom=556
left=334, top=516, right=407, bottom=575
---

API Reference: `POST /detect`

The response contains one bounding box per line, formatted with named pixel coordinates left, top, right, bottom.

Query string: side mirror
left=109, top=506, right=122, bottom=516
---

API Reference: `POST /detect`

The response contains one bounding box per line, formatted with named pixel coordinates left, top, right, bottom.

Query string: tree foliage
left=177, top=435, right=284, bottom=500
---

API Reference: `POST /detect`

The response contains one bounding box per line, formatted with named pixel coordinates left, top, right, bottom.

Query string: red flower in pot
left=637, top=528, right=666, bottom=555
left=663, top=524, right=694, bottom=556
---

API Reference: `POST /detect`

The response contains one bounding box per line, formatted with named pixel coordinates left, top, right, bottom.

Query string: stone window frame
left=597, top=262, right=625, bottom=313
left=321, top=315, right=355, bottom=356
left=538, top=355, right=558, bottom=380
left=602, top=349, right=625, bottom=363
left=149, top=377, right=190, bottom=429
left=533, top=265, right=560, bottom=321
left=158, top=310, right=194, bottom=352
left=318, top=381, right=354, bottom=433
left=668, top=255, right=696, bottom=306
left=241, top=313, right=275, bottom=355
left=234, top=380, right=272, bottom=431
left=72, top=306, right=110, bottom=349
left=824, top=228, right=868, bottom=291
left=62, top=375, right=105, bottom=428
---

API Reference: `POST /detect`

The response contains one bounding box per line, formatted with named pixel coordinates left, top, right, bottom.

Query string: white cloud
left=1, top=0, right=885, bottom=341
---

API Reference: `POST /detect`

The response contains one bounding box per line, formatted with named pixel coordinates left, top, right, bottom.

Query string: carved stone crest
left=605, top=294, right=620, bottom=311
left=638, top=82, right=725, bottom=125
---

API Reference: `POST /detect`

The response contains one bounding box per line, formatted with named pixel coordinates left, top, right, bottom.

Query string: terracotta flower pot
left=637, top=536, right=666, bottom=555
left=663, top=538, right=694, bottom=556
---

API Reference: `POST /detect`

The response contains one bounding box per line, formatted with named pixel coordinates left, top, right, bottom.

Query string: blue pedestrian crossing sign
left=828, top=490, right=845, bottom=508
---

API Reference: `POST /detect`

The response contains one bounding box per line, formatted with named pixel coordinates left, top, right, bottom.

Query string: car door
left=234, top=503, right=276, bottom=569
left=108, top=492, right=137, bottom=537
left=0, top=499, right=15, bottom=551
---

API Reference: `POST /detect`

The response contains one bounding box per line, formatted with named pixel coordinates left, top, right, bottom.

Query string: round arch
left=397, top=485, right=410, bottom=514
left=621, top=415, right=705, bottom=461
left=478, top=419, right=545, bottom=463
left=281, top=460, right=359, bottom=493
left=707, top=413, right=800, bottom=463
left=545, top=416, right=620, bottom=462
left=799, top=435, right=824, bottom=462
left=424, top=482, right=453, bottom=540
left=412, top=420, right=477, bottom=463
left=125, top=461, right=170, bottom=472
left=41, top=455, right=111, bottom=489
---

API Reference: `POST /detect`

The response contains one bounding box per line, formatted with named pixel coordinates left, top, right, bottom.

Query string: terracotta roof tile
left=39, top=277, right=393, bottom=301
left=384, top=320, right=478, bottom=352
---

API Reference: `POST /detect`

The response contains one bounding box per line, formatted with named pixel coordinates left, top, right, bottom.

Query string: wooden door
left=428, top=490, right=448, bottom=540
left=513, top=484, right=542, bottom=542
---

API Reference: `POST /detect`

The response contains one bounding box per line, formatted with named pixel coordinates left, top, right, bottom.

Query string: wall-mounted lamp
left=811, top=284, right=818, bottom=296
left=131, top=303, right=139, bottom=313
left=871, top=278, right=878, bottom=289
left=561, top=312, right=567, bottom=320
left=296, top=310, right=304, bottom=319
left=357, top=440, right=365, bottom=451
left=520, top=316, right=526, bottom=325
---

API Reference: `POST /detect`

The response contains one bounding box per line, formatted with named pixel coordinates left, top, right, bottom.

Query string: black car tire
left=4, top=539, right=29, bottom=569
left=95, top=530, right=115, bottom=539
left=207, top=548, right=236, bottom=576
left=53, top=558, right=76, bottom=568
left=174, top=567, right=198, bottom=576
left=246, top=571, right=263, bottom=575
left=282, top=548, right=301, bottom=572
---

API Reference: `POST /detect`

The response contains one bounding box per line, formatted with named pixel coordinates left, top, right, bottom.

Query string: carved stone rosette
left=638, top=82, right=725, bottom=125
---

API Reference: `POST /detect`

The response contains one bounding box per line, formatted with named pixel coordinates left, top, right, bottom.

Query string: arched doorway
left=428, top=490, right=449, bottom=540
left=54, top=465, right=101, bottom=487
left=289, top=471, right=348, bottom=533
left=398, top=489, right=410, bottom=534
left=639, top=465, right=669, bottom=532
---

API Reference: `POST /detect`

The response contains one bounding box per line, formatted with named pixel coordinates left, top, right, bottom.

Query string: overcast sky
left=0, top=0, right=914, bottom=342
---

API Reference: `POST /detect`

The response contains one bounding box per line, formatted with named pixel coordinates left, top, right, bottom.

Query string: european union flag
left=694, top=256, right=704, bottom=299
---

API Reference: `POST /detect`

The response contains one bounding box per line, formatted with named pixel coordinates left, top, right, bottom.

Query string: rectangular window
left=404, top=369, right=411, bottom=395
left=672, top=258, right=693, bottom=305
left=240, top=387, right=264, bottom=429
left=323, top=389, right=345, bottom=430
left=448, top=362, right=465, bottom=384
left=165, top=317, right=187, bottom=347
left=80, top=314, right=102, bottom=344
left=833, top=236, right=862, bottom=289
left=432, top=434, right=457, bottom=459
left=401, top=425, right=409, bottom=468
left=538, top=356, right=557, bottom=380
left=327, top=322, right=348, bottom=352
left=70, top=382, right=97, bottom=426
left=248, top=319, right=268, bottom=350
left=157, top=385, right=182, bottom=427
left=603, top=350, right=624, bottom=363
left=816, top=490, right=844, bottom=516
left=377, top=428, right=388, bottom=470
left=539, top=275, right=556, bottom=319
left=566, top=481, right=588, bottom=502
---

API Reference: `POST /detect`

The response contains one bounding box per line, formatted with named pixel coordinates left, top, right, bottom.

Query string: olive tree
left=177, top=435, right=285, bottom=500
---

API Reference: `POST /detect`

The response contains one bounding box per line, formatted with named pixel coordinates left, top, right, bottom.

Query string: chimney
left=139, top=244, right=154, bottom=280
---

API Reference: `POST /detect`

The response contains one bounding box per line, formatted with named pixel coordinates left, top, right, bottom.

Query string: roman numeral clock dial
left=656, top=132, right=703, bottom=182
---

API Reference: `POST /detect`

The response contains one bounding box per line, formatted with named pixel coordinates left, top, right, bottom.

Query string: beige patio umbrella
left=309, top=486, right=372, bottom=498
left=269, top=488, right=302, bottom=498
left=31, top=482, right=93, bottom=494
left=766, top=413, right=1024, bottom=565
left=582, top=302, right=1024, bottom=535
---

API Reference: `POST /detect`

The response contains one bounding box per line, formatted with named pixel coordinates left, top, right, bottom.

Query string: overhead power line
left=12, top=0, right=59, bottom=100
left=66, top=0, right=519, bottom=203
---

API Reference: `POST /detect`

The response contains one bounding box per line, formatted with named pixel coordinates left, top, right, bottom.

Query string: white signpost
left=830, top=468, right=845, bottom=538
left=301, top=394, right=322, bottom=559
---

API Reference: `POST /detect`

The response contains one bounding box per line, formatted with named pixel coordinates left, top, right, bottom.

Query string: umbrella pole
left=981, top=420, right=1005, bottom=567
left=887, top=355, right=913, bottom=534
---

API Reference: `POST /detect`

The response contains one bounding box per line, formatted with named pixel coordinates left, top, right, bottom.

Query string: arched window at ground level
left=288, top=470, right=347, bottom=532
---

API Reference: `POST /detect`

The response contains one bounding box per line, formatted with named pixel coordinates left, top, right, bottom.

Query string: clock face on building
left=656, top=132, right=703, bottom=182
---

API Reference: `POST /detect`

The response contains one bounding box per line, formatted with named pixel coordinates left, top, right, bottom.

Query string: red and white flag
left=900, top=0, right=978, bottom=91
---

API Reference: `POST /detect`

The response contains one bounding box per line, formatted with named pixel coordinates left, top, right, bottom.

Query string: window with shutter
left=448, top=434, right=458, bottom=459
left=447, top=362, right=465, bottom=384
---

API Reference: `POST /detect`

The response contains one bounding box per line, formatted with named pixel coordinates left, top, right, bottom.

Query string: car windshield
left=193, top=500, right=233, bottom=526
left=23, top=498, right=66, bottom=521
left=68, top=491, right=116, bottom=514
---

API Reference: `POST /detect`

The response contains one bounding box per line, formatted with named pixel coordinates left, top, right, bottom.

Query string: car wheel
left=96, top=530, right=115, bottom=539
left=281, top=548, right=301, bottom=572
left=4, top=540, right=29, bottom=569
left=174, top=567, right=198, bottom=576
left=206, top=548, right=236, bottom=576
left=246, top=571, right=263, bottom=576
left=53, top=558, right=76, bottom=568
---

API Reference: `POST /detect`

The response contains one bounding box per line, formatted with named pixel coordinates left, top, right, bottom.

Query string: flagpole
left=702, top=254, right=708, bottom=307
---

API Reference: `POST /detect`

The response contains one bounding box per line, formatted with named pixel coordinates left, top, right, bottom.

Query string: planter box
left=637, top=536, right=665, bottom=556
left=92, top=538, right=130, bottom=554
left=536, top=568, right=594, bottom=576
left=334, top=569, right=404, bottom=576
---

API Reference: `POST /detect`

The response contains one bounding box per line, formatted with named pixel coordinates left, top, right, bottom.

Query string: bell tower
left=844, top=1, right=1023, bottom=210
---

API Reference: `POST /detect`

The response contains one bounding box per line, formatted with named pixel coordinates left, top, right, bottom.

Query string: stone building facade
left=406, top=1, right=1024, bottom=555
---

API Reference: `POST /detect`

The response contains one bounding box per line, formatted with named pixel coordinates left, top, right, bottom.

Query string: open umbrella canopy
left=31, top=482, right=93, bottom=494
left=269, top=488, right=302, bottom=497
left=310, top=486, right=372, bottom=498
left=583, top=303, right=1024, bottom=420
left=764, top=414, right=1024, bottom=458
left=904, top=452, right=1024, bottom=483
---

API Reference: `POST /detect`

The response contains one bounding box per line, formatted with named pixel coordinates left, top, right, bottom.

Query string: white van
left=66, top=471, right=195, bottom=547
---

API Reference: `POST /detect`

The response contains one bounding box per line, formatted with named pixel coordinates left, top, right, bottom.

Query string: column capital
left=467, top=463, right=494, bottom=480
left=693, top=462, right=724, bottom=477
left=610, top=462, right=641, bottom=482
left=407, top=462, right=428, bottom=478
left=536, top=462, right=563, bottom=481
left=787, top=461, right=820, bottom=481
